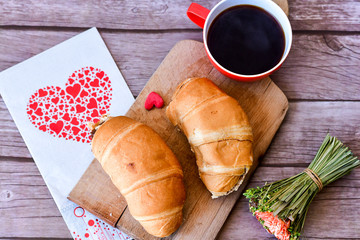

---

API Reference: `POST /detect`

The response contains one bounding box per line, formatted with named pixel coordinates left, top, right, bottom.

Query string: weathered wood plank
left=263, top=101, right=360, bottom=166
left=0, top=159, right=71, bottom=238
left=1, top=159, right=358, bottom=238
left=1, top=99, right=360, bottom=160
left=273, top=33, right=360, bottom=100
left=0, top=0, right=358, bottom=31
left=0, top=29, right=359, bottom=100
left=289, top=0, right=360, bottom=31
left=0, top=99, right=31, bottom=158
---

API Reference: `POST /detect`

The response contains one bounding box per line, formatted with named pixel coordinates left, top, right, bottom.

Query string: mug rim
left=202, top=0, right=292, bottom=79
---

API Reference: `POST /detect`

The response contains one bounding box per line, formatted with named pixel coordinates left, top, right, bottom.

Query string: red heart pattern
left=27, top=66, right=112, bottom=143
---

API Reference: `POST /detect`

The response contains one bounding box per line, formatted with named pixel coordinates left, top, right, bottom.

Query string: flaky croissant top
left=91, top=116, right=186, bottom=237
left=166, top=78, right=253, bottom=198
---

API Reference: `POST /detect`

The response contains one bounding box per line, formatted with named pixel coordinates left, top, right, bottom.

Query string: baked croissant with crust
left=91, top=116, right=186, bottom=237
left=166, top=78, right=253, bottom=198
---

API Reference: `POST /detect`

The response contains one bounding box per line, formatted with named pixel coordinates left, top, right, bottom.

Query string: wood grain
left=273, top=33, right=360, bottom=101
left=70, top=40, right=288, bottom=239
left=263, top=101, right=360, bottom=166
left=0, top=159, right=71, bottom=238
left=0, top=0, right=358, bottom=31
left=0, top=29, right=359, bottom=101
left=0, top=97, right=31, bottom=158
left=2, top=160, right=358, bottom=239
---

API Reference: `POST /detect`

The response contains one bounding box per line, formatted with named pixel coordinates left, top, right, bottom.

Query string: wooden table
left=0, top=0, right=359, bottom=239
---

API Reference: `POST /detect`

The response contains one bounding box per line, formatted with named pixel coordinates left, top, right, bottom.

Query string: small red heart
left=87, top=98, right=98, bottom=109
left=90, top=79, right=99, bottom=87
left=80, top=90, right=88, bottom=97
left=62, top=113, right=70, bottom=121
left=52, top=115, right=58, bottom=120
left=51, top=97, right=60, bottom=105
left=76, top=104, right=86, bottom=113
left=72, top=126, right=81, bottom=135
left=84, top=70, right=89, bottom=75
left=71, top=117, right=79, bottom=125
left=145, top=92, right=164, bottom=110
left=35, top=108, right=43, bottom=116
left=50, top=121, right=64, bottom=135
left=68, top=78, right=75, bottom=85
left=91, top=109, right=99, bottom=118
left=38, top=89, right=48, bottom=97
left=66, top=83, right=81, bottom=98
left=96, top=71, right=104, bottom=79
left=78, top=73, right=84, bottom=78
left=29, top=102, right=38, bottom=110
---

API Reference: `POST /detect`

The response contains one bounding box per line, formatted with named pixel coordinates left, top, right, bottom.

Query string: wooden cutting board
left=68, top=39, right=289, bottom=239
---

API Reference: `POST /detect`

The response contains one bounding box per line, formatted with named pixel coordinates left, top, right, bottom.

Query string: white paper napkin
left=0, top=27, right=134, bottom=240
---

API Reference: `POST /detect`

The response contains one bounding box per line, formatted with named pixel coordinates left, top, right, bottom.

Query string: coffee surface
left=207, top=5, right=285, bottom=75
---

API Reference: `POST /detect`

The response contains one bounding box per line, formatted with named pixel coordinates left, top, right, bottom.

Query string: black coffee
left=207, top=5, right=285, bottom=75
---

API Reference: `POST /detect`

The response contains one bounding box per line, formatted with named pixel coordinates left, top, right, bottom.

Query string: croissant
left=91, top=116, right=186, bottom=237
left=166, top=78, right=253, bottom=198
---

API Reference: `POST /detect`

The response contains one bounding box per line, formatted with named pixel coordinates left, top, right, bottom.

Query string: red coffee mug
left=187, top=0, right=292, bottom=82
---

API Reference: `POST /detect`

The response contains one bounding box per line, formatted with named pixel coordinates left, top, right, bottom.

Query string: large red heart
left=27, top=66, right=112, bottom=143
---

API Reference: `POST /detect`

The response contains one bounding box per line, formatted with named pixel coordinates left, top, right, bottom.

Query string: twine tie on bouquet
left=303, top=168, right=323, bottom=191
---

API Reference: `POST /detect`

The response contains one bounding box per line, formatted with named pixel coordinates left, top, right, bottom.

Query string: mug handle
left=187, top=3, right=210, bottom=29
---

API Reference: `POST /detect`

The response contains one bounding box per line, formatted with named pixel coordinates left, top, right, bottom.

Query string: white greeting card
left=0, top=27, right=133, bottom=239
